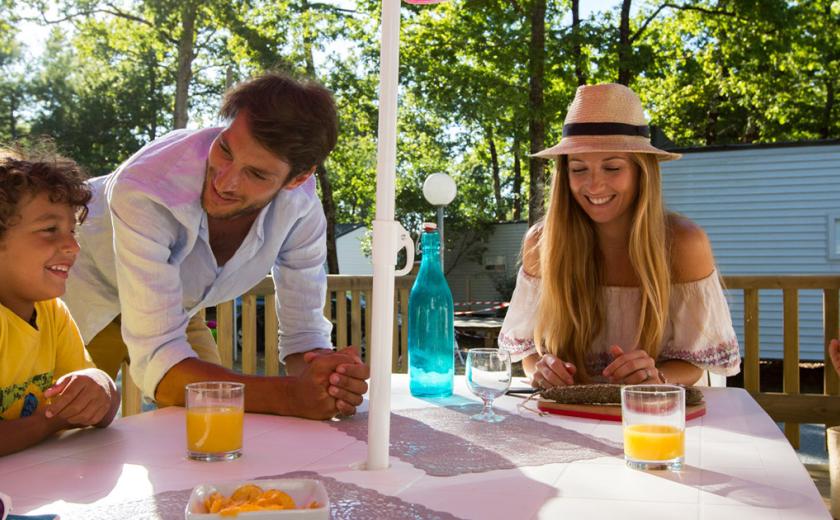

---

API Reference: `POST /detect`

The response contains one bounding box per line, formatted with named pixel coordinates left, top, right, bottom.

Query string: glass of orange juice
left=185, top=382, right=245, bottom=461
left=621, top=384, right=685, bottom=471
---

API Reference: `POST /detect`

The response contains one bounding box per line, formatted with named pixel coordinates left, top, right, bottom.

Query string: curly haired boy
left=0, top=143, right=118, bottom=456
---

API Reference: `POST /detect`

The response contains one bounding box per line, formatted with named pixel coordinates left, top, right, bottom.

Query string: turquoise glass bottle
left=408, top=223, right=454, bottom=397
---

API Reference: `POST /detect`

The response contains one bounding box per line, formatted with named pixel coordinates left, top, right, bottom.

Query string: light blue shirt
left=63, top=127, right=332, bottom=397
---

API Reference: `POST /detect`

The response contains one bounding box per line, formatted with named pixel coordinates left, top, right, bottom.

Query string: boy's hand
left=43, top=369, right=115, bottom=427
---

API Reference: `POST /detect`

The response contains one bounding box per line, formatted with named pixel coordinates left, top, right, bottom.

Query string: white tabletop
left=0, top=375, right=828, bottom=519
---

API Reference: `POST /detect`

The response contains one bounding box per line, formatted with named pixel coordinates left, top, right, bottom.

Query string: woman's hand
left=530, top=353, right=577, bottom=389
left=602, top=345, right=661, bottom=384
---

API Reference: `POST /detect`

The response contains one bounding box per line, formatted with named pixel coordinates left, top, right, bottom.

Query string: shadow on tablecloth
left=330, top=403, right=623, bottom=477
left=652, top=465, right=813, bottom=510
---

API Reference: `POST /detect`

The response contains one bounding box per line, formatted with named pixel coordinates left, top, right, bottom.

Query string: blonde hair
left=532, top=153, right=670, bottom=382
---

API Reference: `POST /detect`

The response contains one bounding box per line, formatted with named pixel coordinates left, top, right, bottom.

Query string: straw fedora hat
left=534, top=83, right=681, bottom=161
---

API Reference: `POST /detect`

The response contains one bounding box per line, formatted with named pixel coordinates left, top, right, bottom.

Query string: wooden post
left=120, top=362, right=143, bottom=417
left=743, top=288, right=760, bottom=394
left=825, top=288, right=840, bottom=396
left=365, top=290, right=373, bottom=366
left=783, top=288, right=800, bottom=448
left=217, top=301, right=235, bottom=369
left=351, top=289, right=363, bottom=349
left=336, top=291, right=348, bottom=349
left=399, top=286, right=410, bottom=373
left=264, top=296, right=280, bottom=376
left=392, top=296, right=400, bottom=373
left=241, top=295, right=258, bottom=374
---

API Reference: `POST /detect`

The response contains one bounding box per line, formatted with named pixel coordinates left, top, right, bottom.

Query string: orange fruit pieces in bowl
left=203, top=483, right=318, bottom=516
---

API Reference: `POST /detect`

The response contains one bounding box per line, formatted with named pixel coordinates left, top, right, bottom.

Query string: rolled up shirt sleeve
left=272, top=201, right=333, bottom=362
left=498, top=268, right=541, bottom=363
left=109, top=178, right=199, bottom=398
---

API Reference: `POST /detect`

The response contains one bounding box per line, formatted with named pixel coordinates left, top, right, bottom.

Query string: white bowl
left=184, top=478, right=329, bottom=520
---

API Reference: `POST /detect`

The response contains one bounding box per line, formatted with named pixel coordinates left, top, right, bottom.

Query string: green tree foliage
left=635, top=0, right=838, bottom=145
left=3, top=0, right=836, bottom=273
left=26, top=23, right=166, bottom=174
left=0, top=2, right=28, bottom=142
left=399, top=1, right=557, bottom=226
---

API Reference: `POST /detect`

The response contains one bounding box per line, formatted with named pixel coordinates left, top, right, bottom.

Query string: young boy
left=0, top=145, right=119, bottom=456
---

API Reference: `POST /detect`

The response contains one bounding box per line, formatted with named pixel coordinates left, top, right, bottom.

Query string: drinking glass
left=621, top=384, right=685, bottom=471
left=185, top=381, right=245, bottom=461
left=465, top=348, right=512, bottom=423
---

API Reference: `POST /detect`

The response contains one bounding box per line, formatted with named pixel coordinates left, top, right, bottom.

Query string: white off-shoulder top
left=498, top=268, right=741, bottom=381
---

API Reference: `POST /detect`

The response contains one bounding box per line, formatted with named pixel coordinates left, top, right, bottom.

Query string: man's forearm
left=154, top=357, right=299, bottom=416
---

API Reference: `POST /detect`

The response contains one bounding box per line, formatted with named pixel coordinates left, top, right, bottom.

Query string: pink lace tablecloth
left=331, top=403, right=623, bottom=477
left=56, top=471, right=464, bottom=520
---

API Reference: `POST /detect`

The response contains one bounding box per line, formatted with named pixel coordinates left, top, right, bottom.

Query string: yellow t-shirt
left=0, top=298, right=94, bottom=420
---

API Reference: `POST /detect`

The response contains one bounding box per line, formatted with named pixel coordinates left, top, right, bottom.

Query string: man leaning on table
left=61, top=72, right=368, bottom=420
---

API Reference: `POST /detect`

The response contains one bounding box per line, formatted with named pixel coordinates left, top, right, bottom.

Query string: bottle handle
left=394, top=223, right=415, bottom=277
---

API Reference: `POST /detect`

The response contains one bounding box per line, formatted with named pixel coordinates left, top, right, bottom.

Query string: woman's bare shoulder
left=667, top=214, right=715, bottom=283
left=522, top=223, right=543, bottom=277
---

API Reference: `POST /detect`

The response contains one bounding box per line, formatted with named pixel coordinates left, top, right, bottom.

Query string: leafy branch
left=30, top=2, right=178, bottom=45
left=630, top=2, right=743, bottom=43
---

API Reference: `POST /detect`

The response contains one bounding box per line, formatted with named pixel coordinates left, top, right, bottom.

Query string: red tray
left=537, top=400, right=706, bottom=421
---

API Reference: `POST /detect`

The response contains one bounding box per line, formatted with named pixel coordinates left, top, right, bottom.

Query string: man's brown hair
left=220, top=72, right=338, bottom=179
left=0, top=142, right=92, bottom=241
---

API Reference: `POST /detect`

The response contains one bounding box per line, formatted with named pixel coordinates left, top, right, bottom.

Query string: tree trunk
left=527, top=0, right=547, bottom=225
left=173, top=1, right=196, bottom=129
left=316, top=164, right=340, bottom=274
left=706, top=21, right=729, bottom=145
left=617, top=0, right=632, bottom=85
left=148, top=50, right=157, bottom=140
left=572, top=0, right=586, bottom=86
left=704, top=92, right=719, bottom=145
left=487, top=126, right=504, bottom=221
left=302, top=0, right=339, bottom=273
left=818, top=2, right=834, bottom=139
left=225, top=66, right=235, bottom=90
left=821, top=78, right=834, bottom=139
left=8, top=91, right=17, bottom=140
left=512, top=137, right=522, bottom=221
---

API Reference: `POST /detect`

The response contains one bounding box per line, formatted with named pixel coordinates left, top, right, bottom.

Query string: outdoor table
left=0, top=375, right=829, bottom=519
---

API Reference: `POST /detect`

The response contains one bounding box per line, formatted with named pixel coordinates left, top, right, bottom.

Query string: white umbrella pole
left=366, top=0, right=402, bottom=471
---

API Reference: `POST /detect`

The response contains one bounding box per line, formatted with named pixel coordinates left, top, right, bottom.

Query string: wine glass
left=465, top=348, right=512, bottom=422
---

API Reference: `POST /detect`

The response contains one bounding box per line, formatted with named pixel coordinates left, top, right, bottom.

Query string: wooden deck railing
left=119, top=275, right=415, bottom=416
left=120, top=274, right=840, bottom=449
left=223, top=274, right=417, bottom=375
left=723, top=275, right=840, bottom=448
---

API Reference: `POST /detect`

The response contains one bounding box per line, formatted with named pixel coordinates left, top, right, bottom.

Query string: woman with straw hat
left=499, top=83, right=740, bottom=388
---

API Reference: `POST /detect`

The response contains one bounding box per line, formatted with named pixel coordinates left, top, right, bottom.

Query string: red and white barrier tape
left=453, top=301, right=509, bottom=316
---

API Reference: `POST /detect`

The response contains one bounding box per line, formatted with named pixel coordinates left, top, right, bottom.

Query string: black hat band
left=562, top=122, right=650, bottom=138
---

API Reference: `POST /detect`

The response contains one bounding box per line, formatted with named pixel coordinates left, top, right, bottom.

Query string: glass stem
left=482, top=399, right=494, bottom=416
